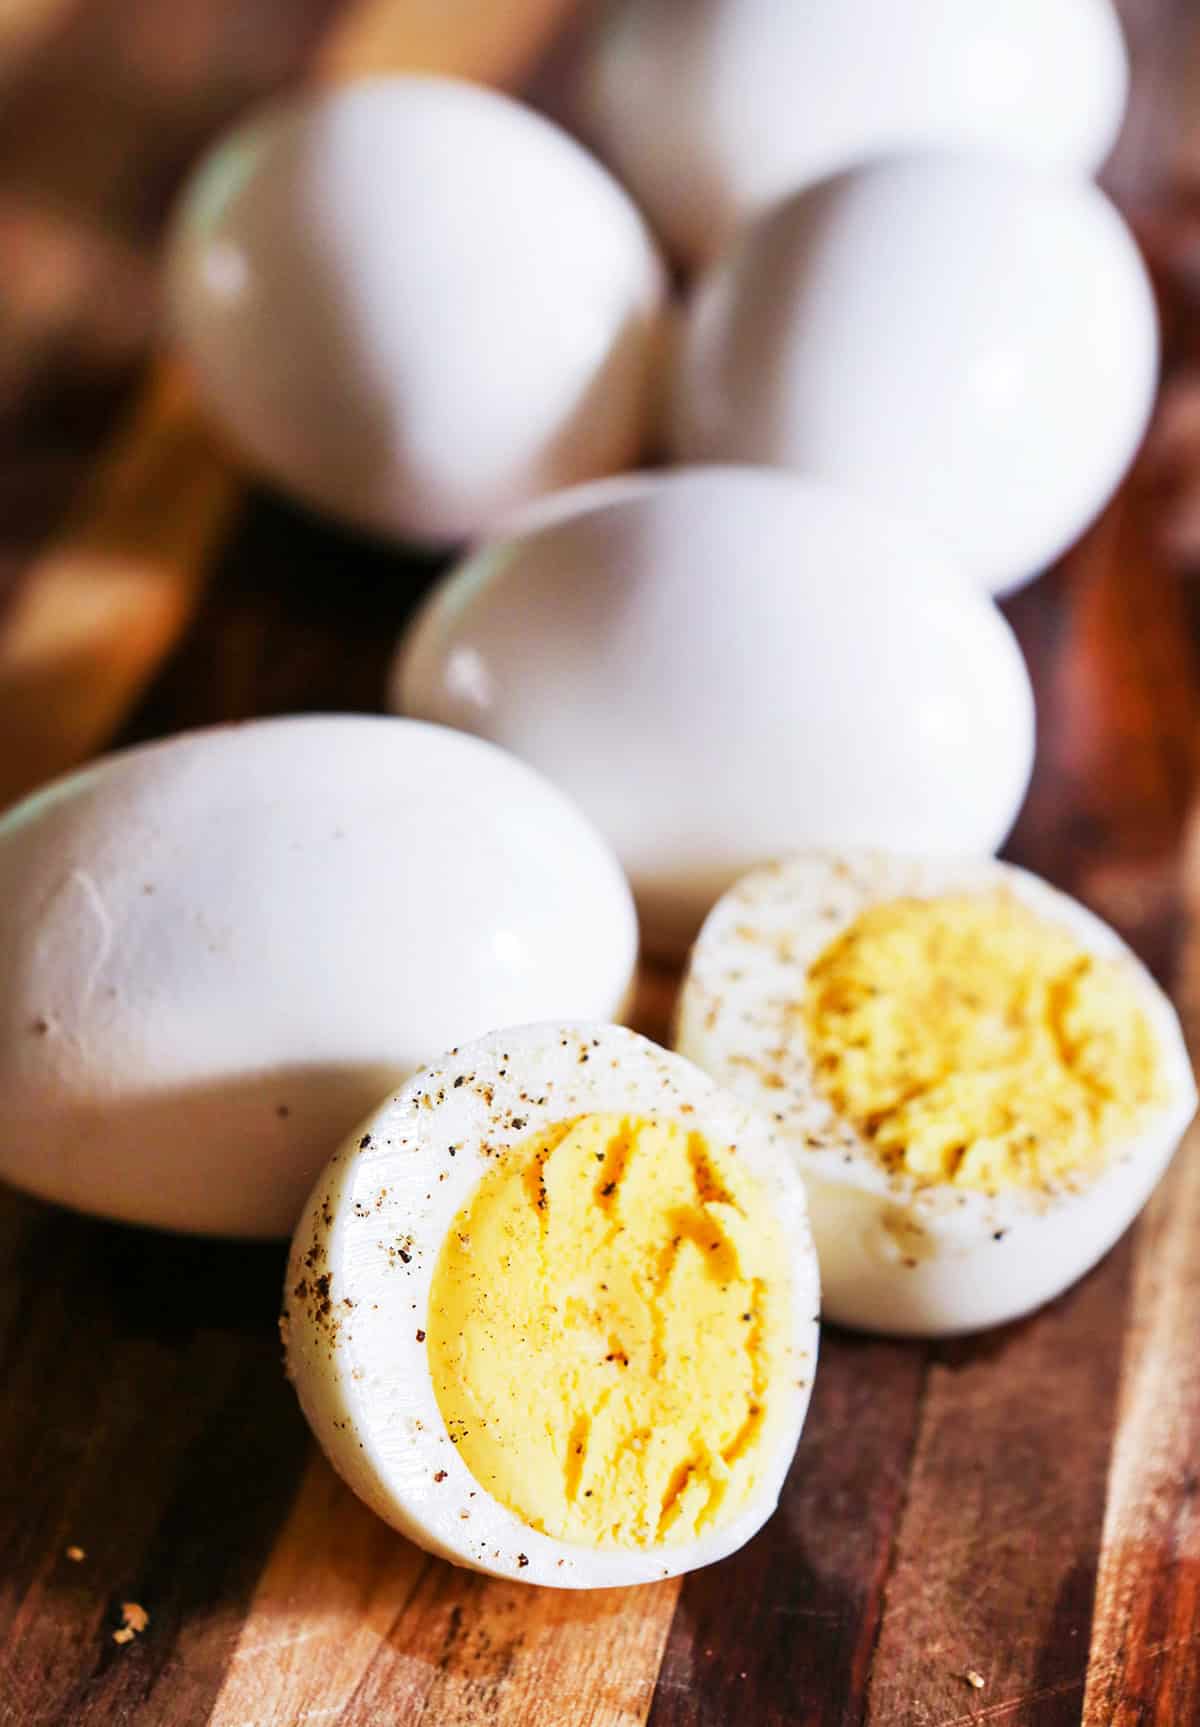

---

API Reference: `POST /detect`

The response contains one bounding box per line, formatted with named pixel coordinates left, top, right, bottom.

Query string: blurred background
left=3, top=6, right=1200, bottom=1726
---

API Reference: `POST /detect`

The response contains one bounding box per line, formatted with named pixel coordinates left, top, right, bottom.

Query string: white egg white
left=281, top=1021, right=820, bottom=1588
left=0, top=718, right=637, bottom=1238
left=393, top=467, right=1034, bottom=958
left=676, top=854, right=1196, bottom=1336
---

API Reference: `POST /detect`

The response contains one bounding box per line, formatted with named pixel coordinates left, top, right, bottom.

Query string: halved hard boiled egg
left=281, top=1022, right=819, bottom=1586
left=676, top=854, right=1195, bottom=1336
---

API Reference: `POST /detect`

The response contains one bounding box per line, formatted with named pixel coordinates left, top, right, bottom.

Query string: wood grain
left=1079, top=839, right=1200, bottom=1727
left=4, top=1, right=1200, bottom=1723
left=0, top=362, right=239, bottom=808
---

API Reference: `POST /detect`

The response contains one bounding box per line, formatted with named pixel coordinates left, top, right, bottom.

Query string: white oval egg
left=393, top=468, right=1035, bottom=957
left=676, top=853, right=1196, bottom=1336
left=668, top=154, right=1158, bottom=597
left=282, top=1021, right=820, bottom=1587
left=569, top=0, right=1128, bottom=268
left=165, top=75, right=667, bottom=546
left=0, top=717, right=637, bottom=1238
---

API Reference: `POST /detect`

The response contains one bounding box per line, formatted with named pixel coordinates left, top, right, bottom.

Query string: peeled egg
left=165, top=75, right=666, bottom=546
left=570, top=0, right=1129, bottom=268
left=668, top=154, right=1158, bottom=595
left=282, top=1021, right=820, bottom=1586
left=0, top=717, right=636, bottom=1237
left=676, top=853, right=1196, bottom=1336
left=394, top=468, right=1035, bottom=956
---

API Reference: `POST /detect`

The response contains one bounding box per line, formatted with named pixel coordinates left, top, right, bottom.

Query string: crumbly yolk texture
left=426, top=1114, right=791, bottom=1548
left=803, top=892, right=1166, bottom=1192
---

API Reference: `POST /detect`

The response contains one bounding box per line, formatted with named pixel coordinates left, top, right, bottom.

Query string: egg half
left=676, top=853, right=1196, bottom=1336
left=0, top=717, right=636, bottom=1237
left=281, top=1021, right=820, bottom=1587
left=668, top=153, right=1158, bottom=595
left=165, top=75, right=666, bottom=546
left=394, top=467, right=1034, bottom=957
left=568, top=0, right=1128, bottom=267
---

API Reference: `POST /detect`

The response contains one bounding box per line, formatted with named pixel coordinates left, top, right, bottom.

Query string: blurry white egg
left=0, top=717, right=637, bottom=1237
left=165, top=75, right=667, bottom=546
left=669, top=154, right=1158, bottom=595
left=393, top=469, right=1035, bottom=955
left=677, top=853, right=1196, bottom=1336
left=283, top=1021, right=819, bottom=1586
left=569, top=0, right=1129, bottom=267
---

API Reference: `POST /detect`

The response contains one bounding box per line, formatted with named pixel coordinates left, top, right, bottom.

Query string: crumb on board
left=113, top=1602, right=150, bottom=1645
left=964, top=1669, right=986, bottom=1690
left=64, top=1545, right=85, bottom=1563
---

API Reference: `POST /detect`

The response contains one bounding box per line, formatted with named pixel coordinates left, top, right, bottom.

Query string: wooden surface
left=3, top=2, right=1200, bottom=1724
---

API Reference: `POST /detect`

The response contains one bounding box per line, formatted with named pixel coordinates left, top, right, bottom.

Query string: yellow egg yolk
left=426, top=1114, right=791, bottom=1548
left=803, top=892, right=1166, bottom=1192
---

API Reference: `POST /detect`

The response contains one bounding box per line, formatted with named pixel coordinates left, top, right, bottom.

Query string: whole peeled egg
left=164, top=76, right=667, bottom=546
left=668, top=154, right=1158, bottom=595
left=393, top=468, right=1035, bottom=956
left=568, top=0, right=1129, bottom=268
left=0, top=717, right=637, bottom=1237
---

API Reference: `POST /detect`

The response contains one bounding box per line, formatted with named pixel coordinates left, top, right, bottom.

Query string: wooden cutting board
left=4, top=2, right=1200, bottom=1723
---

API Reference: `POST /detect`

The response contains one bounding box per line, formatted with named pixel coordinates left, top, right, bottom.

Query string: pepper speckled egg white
left=393, top=467, right=1034, bottom=957
left=568, top=0, right=1128, bottom=267
left=281, top=1021, right=820, bottom=1587
left=676, top=853, right=1196, bottom=1336
left=668, top=153, right=1158, bottom=595
left=0, top=717, right=637, bottom=1238
left=165, top=75, right=667, bottom=546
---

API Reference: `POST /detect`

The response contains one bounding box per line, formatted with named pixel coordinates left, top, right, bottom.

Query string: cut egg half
left=282, top=1022, right=820, bottom=1586
left=676, top=854, right=1195, bottom=1336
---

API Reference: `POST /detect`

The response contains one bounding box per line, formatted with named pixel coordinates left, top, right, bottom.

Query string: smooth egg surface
left=165, top=75, right=667, bottom=545
left=668, top=153, right=1158, bottom=595
left=0, top=717, right=637, bottom=1237
left=394, top=468, right=1035, bottom=956
left=676, top=853, right=1196, bottom=1335
left=282, top=1021, right=820, bottom=1587
left=568, top=0, right=1128, bottom=267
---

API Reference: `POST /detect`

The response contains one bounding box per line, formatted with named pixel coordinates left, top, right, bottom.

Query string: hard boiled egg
left=676, top=853, right=1196, bottom=1336
left=281, top=1021, right=820, bottom=1586
left=569, top=0, right=1129, bottom=267
left=0, top=717, right=636, bottom=1237
left=668, top=154, right=1158, bottom=595
left=165, top=76, right=667, bottom=546
left=393, top=468, right=1034, bottom=956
